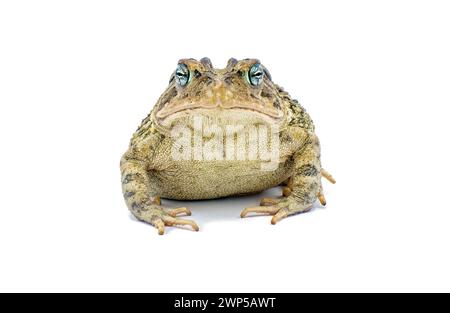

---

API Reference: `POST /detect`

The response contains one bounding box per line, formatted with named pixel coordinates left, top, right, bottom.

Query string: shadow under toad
left=128, top=186, right=325, bottom=234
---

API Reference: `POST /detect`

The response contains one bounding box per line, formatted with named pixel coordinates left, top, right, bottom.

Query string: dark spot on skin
left=206, top=77, right=213, bottom=86
left=261, top=90, right=273, bottom=99
left=122, top=174, right=134, bottom=184
left=122, top=173, right=143, bottom=184
left=299, top=164, right=319, bottom=177
left=124, top=191, right=136, bottom=199
left=225, top=77, right=233, bottom=85
left=194, top=70, right=201, bottom=78
left=131, top=202, right=142, bottom=212
left=273, top=99, right=281, bottom=109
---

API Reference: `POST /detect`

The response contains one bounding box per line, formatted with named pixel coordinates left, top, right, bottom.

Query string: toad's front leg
left=241, top=132, right=322, bottom=224
left=120, top=140, right=199, bottom=235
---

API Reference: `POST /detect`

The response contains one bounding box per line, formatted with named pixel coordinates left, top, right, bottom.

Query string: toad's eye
left=248, top=63, right=264, bottom=86
left=175, top=63, right=190, bottom=87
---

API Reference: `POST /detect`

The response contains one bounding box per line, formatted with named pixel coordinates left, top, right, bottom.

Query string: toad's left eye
left=175, top=63, right=190, bottom=87
left=248, top=63, right=264, bottom=86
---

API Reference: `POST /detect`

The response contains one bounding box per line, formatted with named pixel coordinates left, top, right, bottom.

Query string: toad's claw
left=241, top=198, right=312, bottom=225
left=241, top=206, right=280, bottom=218
left=271, top=208, right=289, bottom=225
left=321, top=169, right=336, bottom=184
left=318, top=185, right=327, bottom=206
left=153, top=218, right=166, bottom=235
left=135, top=203, right=199, bottom=235
left=151, top=214, right=199, bottom=235
left=162, top=215, right=199, bottom=232
left=168, top=207, right=192, bottom=217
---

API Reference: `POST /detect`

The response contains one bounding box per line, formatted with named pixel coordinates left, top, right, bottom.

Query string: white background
left=1, top=0, right=449, bottom=292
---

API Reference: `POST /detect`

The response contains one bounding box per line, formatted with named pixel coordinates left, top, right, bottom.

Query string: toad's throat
left=156, top=102, right=283, bottom=119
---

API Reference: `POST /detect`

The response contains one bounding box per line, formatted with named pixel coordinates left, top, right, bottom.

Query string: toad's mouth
left=156, top=102, right=283, bottom=120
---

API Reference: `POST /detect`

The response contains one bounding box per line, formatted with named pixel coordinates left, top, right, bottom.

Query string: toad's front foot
left=240, top=197, right=312, bottom=225
left=136, top=202, right=199, bottom=235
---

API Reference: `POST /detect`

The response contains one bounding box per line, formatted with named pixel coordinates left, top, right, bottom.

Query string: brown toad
left=120, top=58, right=335, bottom=235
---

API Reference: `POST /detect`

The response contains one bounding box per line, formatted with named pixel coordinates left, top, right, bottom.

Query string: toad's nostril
left=224, top=77, right=233, bottom=85
left=205, top=77, right=213, bottom=86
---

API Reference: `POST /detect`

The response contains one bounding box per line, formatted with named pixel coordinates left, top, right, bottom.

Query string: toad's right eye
left=248, top=63, right=264, bottom=87
left=174, top=64, right=190, bottom=87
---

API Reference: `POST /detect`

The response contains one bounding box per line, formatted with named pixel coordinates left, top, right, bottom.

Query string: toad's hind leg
left=242, top=132, right=330, bottom=224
